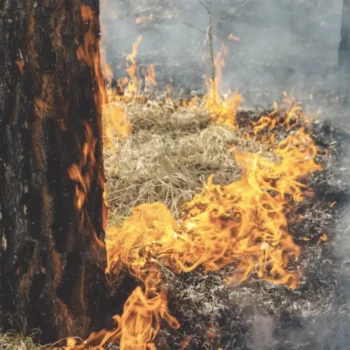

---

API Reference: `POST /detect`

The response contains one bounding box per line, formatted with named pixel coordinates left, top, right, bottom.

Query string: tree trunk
left=0, top=0, right=108, bottom=343
left=339, top=0, right=350, bottom=69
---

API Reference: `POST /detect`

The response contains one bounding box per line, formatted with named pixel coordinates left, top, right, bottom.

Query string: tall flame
left=203, top=53, right=243, bottom=128
left=77, top=5, right=107, bottom=107
left=70, top=3, right=101, bottom=211
left=125, top=36, right=143, bottom=96
left=78, top=268, right=179, bottom=350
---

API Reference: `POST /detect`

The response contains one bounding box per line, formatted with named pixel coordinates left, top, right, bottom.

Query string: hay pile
left=104, top=102, right=265, bottom=224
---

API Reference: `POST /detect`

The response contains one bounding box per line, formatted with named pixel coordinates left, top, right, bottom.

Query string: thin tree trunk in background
left=339, top=0, right=350, bottom=69
left=0, top=0, right=107, bottom=343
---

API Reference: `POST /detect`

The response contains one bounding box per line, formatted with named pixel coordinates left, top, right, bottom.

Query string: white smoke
left=101, top=0, right=344, bottom=114
left=248, top=311, right=275, bottom=350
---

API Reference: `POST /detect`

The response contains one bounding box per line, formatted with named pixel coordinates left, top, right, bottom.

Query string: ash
left=154, top=118, right=350, bottom=350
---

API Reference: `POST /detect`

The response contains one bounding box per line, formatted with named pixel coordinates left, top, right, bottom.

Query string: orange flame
left=228, top=33, right=240, bottom=42
left=15, top=60, right=24, bottom=73
left=136, top=13, right=154, bottom=25
left=179, top=337, right=191, bottom=350
left=72, top=268, right=179, bottom=350
left=203, top=51, right=243, bottom=128
left=68, top=122, right=96, bottom=211
left=84, top=98, right=322, bottom=349
left=125, top=36, right=143, bottom=96
left=144, top=64, right=157, bottom=91
left=100, top=58, right=132, bottom=142
left=99, top=9, right=132, bottom=143
left=320, top=234, right=328, bottom=242
left=77, top=5, right=107, bottom=107
left=69, top=4, right=106, bottom=214
left=206, top=323, right=217, bottom=343
left=103, top=90, right=132, bottom=144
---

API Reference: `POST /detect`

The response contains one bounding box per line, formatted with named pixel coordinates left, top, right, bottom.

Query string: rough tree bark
left=339, top=0, right=350, bottom=69
left=0, top=0, right=108, bottom=343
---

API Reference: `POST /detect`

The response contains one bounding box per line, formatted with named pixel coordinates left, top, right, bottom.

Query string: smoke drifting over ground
left=102, top=0, right=348, bottom=119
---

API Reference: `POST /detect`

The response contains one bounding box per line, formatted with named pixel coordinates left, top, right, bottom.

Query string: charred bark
left=339, top=0, right=350, bottom=70
left=0, top=0, right=107, bottom=343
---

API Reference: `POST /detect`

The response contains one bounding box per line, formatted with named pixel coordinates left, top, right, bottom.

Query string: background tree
left=0, top=0, right=107, bottom=343
left=339, top=0, right=350, bottom=69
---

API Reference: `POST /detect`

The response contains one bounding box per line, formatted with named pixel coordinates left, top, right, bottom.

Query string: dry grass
left=104, top=102, right=265, bottom=226
left=0, top=330, right=42, bottom=350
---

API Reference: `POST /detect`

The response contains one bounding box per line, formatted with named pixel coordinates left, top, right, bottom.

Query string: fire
left=77, top=5, right=107, bottom=109
left=103, top=89, right=132, bottom=143
left=67, top=10, right=325, bottom=348
left=109, top=36, right=158, bottom=102
left=203, top=51, right=243, bottom=128
left=125, top=36, right=143, bottom=96
left=15, top=60, right=24, bottom=73
left=206, top=323, right=217, bottom=343
left=76, top=100, right=322, bottom=349
left=100, top=52, right=131, bottom=143
left=100, top=34, right=164, bottom=145
left=68, top=122, right=97, bottom=211
left=144, top=64, right=157, bottom=91
left=228, top=33, right=240, bottom=42
left=99, top=12, right=244, bottom=148
left=320, top=234, right=328, bottom=242
left=104, top=110, right=316, bottom=287
left=179, top=337, right=191, bottom=350
left=75, top=268, right=179, bottom=350
left=136, top=13, right=154, bottom=25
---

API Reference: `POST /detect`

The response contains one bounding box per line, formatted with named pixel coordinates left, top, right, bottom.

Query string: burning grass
left=78, top=91, right=333, bottom=350
left=2, top=4, right=347, bottom=348
left=3, top=96, right=341, bottom=349
left=65, top=13, right=344, bottom=348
